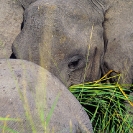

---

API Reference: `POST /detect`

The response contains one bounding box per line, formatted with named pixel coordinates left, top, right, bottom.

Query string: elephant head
left=12, top=0, right=105, bottom=87
left=0, top=59, right=93, bottom=133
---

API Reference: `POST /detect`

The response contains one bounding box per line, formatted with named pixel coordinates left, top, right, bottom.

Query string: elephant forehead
left=24, top=1, right=92, bottom=44
left=51, top=33, right=88, bottom=57
left=26, top=0, right=93, bottom=29
left=25, top=0, right=103, bottom=47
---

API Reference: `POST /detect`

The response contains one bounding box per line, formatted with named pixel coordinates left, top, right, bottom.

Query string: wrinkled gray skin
left=103, top=0, right=133, bottom=114
left=13, top=0, right=104, bottom=88
left=101, top=0, right=133, bottom=87
left=0, top=59, right=93, bottom=133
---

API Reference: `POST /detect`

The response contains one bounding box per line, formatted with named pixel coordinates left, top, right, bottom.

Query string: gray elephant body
left=0, top=59, right=93, bottom=133
left=13, top=0, right=104, bottom=87
left=103, top=0, right=133, bottom=115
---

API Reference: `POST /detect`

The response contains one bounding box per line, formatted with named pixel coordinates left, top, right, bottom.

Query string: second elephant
left=0, top=59, right=93, bottom=133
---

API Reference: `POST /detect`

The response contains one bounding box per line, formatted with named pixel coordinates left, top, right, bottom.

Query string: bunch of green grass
left=69, top=71, right=133, bottom=133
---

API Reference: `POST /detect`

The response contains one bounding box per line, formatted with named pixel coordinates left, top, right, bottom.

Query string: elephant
left=0, top=59, right=93, bottom=133
left=12, top=0, right=133, bottom=115
left=12, top=0, right=105, bottom=88
left=0, top=0, right=23, bottom=59
left=13, top=0, right=133, bottom=86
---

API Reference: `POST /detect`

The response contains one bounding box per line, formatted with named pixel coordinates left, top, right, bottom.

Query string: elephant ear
left=103, top=0, right=133, bottom=117
left=103, top=0, right=133, bottom=86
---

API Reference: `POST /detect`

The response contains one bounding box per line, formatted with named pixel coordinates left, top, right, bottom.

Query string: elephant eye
left=68, top=59, right=80, bottom=69
left=68, top=55, right=85, bottom=71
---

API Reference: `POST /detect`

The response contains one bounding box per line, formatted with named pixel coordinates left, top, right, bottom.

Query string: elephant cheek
left=69, top=70, right=85, bottom=86
left=54, top=68, right=71, bottom=88
left=59, top=69, right=85, bottom=87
